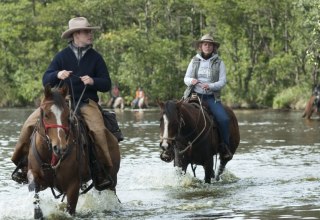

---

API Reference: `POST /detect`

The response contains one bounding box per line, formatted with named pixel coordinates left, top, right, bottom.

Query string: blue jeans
left=199, top=94, right=230, bottom=146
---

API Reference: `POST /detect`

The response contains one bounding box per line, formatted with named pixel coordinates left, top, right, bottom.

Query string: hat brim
left=61, top=26, right=100, bottom=39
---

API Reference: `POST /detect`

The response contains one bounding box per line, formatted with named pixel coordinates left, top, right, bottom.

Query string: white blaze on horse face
left=162, top=114, right=169, bottom=149
left=51, top=105, right=64, bottom=143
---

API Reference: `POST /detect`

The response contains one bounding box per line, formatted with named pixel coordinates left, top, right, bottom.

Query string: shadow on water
left=0, top=108, right=319, bottom=219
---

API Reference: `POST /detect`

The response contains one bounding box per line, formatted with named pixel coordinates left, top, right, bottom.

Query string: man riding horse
left=11, top=17, right=116, bottom=189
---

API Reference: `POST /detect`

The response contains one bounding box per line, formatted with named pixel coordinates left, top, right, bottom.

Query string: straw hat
left=61, top=17, right=100, bottom=39
left=196, top=34, right=220, bottom=48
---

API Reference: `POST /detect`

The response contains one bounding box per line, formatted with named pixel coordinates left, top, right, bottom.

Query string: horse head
left=158, top=100, right=181, bottom=162
left=158, top=100, right=193, bottom=170
left=39, top=84, right=70, bottom=166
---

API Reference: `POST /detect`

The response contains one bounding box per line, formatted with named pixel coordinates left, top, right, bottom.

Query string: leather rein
left=160, top=97, right=213, bottom=155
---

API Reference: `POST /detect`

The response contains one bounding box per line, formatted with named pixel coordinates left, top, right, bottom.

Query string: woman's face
left=201, top=42, right=214, bottom=55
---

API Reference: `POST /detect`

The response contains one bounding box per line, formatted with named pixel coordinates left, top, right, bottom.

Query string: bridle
left=32, top=107, right=72, bottom=170
left=160, top=97, right=209, bottom=155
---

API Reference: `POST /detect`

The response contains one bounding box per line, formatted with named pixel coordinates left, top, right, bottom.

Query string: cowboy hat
left=196, top=34, right=220, bottom=48
left=61, top=17, right=100, bottom=39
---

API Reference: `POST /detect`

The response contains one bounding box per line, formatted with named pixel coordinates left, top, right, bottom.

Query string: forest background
left=0, top=0, right=319, bottom=109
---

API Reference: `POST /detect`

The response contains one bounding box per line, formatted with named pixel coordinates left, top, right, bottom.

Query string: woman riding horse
left=183, top=34, right=232, bottom=159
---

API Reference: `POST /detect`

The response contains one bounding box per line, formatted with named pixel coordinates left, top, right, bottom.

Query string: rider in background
left=11, top=17, right=115, bottom=188
left=107, top=84, right=124, bottom=109
left=131, top=86, right=146, bottom=109
left=183, top=34, right=232, bottom=159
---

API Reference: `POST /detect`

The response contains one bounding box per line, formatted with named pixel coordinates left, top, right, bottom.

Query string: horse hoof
left=34, top=207, right=43, bottom=219
left=28, top=182, right=35, bottom=192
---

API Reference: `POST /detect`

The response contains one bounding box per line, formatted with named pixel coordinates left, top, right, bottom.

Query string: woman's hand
left=191, top=79, right=199, bottom=85
left=200, top=83, right=209, bottom=90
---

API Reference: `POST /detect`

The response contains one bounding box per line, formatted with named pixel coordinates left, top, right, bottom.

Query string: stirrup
left=12, top=169, right=28, bottom=184
left=11, top=158, right=28, bottom=184
left=95, top=175, right=113, bottom=191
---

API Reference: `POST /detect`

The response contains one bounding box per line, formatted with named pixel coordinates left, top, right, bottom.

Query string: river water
left=0, top=108, right=319, bottom=220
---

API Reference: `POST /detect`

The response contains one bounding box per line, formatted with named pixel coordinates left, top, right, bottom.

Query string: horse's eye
left=44, top=112, right=50, bottom=119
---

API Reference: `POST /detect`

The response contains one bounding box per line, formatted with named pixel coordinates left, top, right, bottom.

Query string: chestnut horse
left=158, top=99, right=240, bottom=183
left=302, top=84, right=320, bottom=119
left=27, top=84, right=120, bottom=218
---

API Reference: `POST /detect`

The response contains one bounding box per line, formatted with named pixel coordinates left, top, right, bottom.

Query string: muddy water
left=0, top=108, right=319, bottom=219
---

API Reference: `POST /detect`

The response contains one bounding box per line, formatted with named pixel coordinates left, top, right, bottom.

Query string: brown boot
left=91, top=162, right=113, bottom=191
left=95, top=173, right=113, bottom=191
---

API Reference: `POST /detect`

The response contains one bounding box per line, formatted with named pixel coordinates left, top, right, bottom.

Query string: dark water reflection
left=0, top=108, right=319, bottom=219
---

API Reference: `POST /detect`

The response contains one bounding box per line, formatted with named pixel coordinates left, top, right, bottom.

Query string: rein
left=179, top=96, right=209, bottom=155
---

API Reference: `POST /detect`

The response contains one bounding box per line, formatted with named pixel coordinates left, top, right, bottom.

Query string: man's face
left=73, top=30, right=93, bottom=47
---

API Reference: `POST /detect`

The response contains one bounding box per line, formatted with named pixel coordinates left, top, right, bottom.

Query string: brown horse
left=158, top=99, right=240, bottom=183
left=27, top=84, right=120, bottom=218
left=302, top=84, right=320, bottom=119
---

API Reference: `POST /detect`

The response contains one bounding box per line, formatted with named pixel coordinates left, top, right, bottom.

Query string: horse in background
left=158, top=99, right=240, bottom=183
left=302, top=84, right=320, bottom=119
left=27, top=84, right=120, bottom=218
left=108, top=96, right=125, bottom=109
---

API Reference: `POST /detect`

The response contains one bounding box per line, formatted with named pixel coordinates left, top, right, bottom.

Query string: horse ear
left=60, top=83, right=69, bottom=98
left=157, top=99, right=164, bottom=109
left=176, top=100, right=183, bottom=109
left=44, top=84, right=52, bottom=99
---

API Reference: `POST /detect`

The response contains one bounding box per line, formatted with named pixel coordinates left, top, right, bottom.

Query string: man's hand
left=57, top=70, right=72, bottom=80
left=80, top=75, right=94, bottom=85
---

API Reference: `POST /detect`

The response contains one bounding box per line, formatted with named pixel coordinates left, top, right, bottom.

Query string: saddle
left=101, top=110, right=124, bottom=142
left=183, top=93, right=212, bottom=117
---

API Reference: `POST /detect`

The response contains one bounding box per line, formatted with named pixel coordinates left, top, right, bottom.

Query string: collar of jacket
left=68, top=42, right=92, bottom=62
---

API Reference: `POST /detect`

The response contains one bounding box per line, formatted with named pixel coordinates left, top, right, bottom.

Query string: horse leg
left=211, top=168, right=215, bottom=179
left=28, top=172, right=43, bottom=219
left=66, top=183, right=80, bottom=215
left=190, top=163, right=197, bottom=177
left=204, top=159, right=213, bottom=184
left=216, top=159, right=228, bottom=181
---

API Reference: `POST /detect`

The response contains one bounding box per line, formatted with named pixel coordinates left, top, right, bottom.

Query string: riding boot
left=95, top=171, right=113, bottom=191
left=220, top=143, right=233, bottom=159
left=11, top=157, right=28, bottom=184
left=93, top=164, right=114, bottom=191
left=11, top=108, right=40, bottom=166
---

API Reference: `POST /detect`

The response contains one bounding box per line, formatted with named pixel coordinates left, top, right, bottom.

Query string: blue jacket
left=43, top=46, right=111, bottom=103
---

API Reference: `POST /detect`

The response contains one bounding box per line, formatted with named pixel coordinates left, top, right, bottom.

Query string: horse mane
left=42, top=86, right=67, bottom=110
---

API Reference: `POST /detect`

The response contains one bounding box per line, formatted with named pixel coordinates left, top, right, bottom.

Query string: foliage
left=0, top=0, right=319, bottom=108
left=272, top=84, right=310, bottom=109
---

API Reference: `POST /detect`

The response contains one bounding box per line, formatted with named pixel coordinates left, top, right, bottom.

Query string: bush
left=272, top=85, right=310, bottom=109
